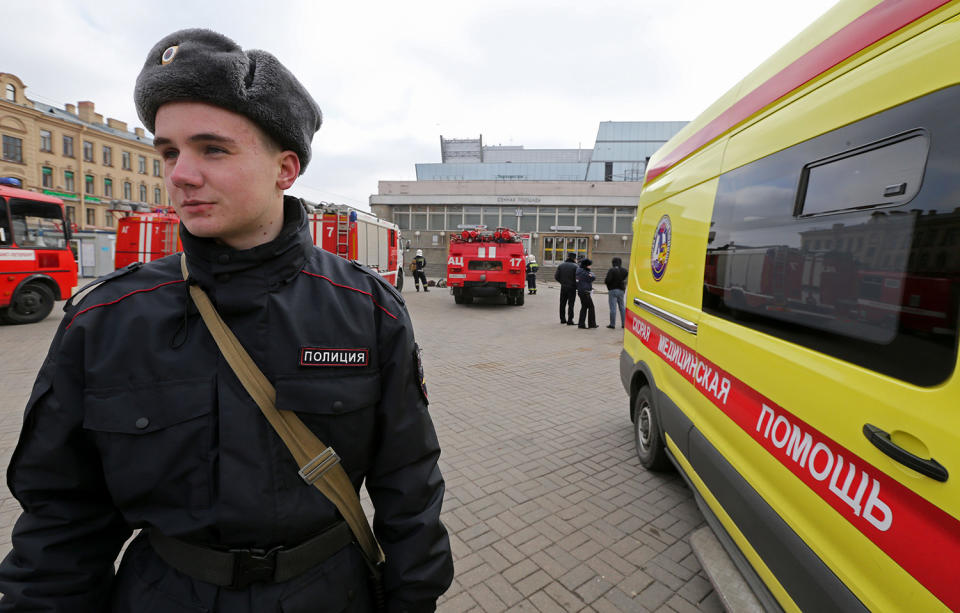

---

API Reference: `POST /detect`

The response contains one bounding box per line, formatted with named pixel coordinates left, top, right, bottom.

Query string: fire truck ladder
left=336, top=212, right=349, bottom=256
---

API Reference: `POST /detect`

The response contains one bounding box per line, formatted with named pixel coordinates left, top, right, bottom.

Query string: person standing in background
left=576, top=258, right=597, bottom=329
left=604, top=256, right=628, bottom=328
left=554, top=252, right=578, bottom=325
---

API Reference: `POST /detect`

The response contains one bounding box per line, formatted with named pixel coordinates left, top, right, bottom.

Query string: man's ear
left=277, top=151, right=301, bottom=190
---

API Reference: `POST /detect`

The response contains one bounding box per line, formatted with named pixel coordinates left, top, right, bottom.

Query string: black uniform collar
left=179, top=195, right=312, bottom=289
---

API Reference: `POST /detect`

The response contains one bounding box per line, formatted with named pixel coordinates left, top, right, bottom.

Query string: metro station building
left=370, top=121, right=686, bottom=278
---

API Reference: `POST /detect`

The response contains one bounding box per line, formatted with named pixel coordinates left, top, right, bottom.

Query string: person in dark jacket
left=604, top=256, right=628, bottom=328
left=413, top=249, right=429, bottom=292
left=576, top=258, right=598, bottom=329
left=554, top=252, right=578, bottom=324
left=0, top=29, right=453, bottom=613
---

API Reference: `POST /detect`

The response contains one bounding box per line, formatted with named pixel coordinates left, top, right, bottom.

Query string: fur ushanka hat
left=134, top=29, right=321, bottom=174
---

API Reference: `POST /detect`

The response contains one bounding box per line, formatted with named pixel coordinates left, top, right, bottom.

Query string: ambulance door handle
left=863, top=424, right=948, bottom=482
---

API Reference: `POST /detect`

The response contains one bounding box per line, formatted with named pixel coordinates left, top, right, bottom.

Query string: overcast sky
left=4, top=0, right=838, bottom=210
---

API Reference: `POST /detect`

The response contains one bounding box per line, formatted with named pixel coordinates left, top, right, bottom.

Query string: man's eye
left=161, top=149, right=178, bottom=160
left=206, top=146, right=227, bottom=155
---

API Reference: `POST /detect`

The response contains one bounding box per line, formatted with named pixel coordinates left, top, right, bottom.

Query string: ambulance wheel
left=633, top=385, right=672, bottom=472
left=514, top=291, right=524, bottom=306
left=6, top=282, right=54, bottom=324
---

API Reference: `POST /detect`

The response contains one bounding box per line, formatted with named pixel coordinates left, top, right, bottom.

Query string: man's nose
left=168, top=152, right=203, bottom=189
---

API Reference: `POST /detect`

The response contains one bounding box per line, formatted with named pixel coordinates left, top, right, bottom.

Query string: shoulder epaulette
left=349, top=260, right=405, bottom=306
left=64, top=262, right=144, bottom=310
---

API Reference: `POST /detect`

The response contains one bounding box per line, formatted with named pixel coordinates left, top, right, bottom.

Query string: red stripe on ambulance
left=626, top=310, right=960, bottom=610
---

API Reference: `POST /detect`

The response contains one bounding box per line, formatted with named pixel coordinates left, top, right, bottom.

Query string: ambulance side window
left=704, top=85, right=960, bottom=387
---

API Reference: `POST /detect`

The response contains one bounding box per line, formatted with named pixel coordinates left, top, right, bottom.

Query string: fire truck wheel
left=633, top=385, right=672, bottom=472
left=6, top=282, right=54, bottom=324
left=514, top=291, right=524, bottom=306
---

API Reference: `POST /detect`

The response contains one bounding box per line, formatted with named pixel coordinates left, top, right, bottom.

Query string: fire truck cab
left=447, top=227, right=526, bottom=305
left=0, top=178, right=77, bottom=324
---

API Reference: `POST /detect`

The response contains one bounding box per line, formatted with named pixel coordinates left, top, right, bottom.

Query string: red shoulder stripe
left=66, top=279, right=185, bottom=329
left=300, top=270, right=399, bottom=320
left=646, top=0, right=950, bottom=182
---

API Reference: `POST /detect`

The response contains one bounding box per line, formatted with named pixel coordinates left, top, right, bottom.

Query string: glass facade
left=390, top=205, right=635, bottom=234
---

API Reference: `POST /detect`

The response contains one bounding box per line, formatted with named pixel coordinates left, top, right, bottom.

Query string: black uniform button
left=331, top=400, right=344, bottom=412
left=216, top=273, right=231, bottom=283
left=135, top=417, right=149, bottom=429
left=217, top=254, right=230, bottom=264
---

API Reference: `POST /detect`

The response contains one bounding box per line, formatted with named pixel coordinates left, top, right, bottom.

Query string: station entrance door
left=542, top=235, right=588, bottom=265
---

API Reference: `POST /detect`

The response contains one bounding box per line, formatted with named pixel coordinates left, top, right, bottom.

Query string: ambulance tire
left=5, top=282, right=54, bottom=324
left=633, top=385, right=672, bottom=472
left=514, top=291, right=524, bottom=306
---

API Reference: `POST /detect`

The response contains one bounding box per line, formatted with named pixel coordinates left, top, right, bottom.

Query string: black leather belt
left=148, top=521, right=354, bottom=589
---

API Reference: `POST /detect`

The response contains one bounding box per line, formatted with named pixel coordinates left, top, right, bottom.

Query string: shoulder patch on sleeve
left=349, top=260, right=405, bottom=306
left=65, top=262, right=143, bottom=310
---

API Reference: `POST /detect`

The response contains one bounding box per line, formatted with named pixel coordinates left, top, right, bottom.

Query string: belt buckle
left=229, top=546, right=281, bottom=589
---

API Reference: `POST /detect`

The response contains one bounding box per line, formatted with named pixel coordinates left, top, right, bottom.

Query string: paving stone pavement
left=0, top=281, right=725, bottom=612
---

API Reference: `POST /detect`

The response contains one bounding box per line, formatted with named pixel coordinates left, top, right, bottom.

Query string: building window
left=538, top=207, right=557, bottom=232
left=138, top=155, right=147, bottom=174
left=604, top=162, right=613, bottom=182
left=122, top=151, right=131, bottom=170
left=482, top=207, right=500, bottom=229
left=5, top=84, right=15, bottom=101
left=104, top=178, right=113, bottom=198
left=83, top=140, right=94, bottom=162
left=518, top=207, right=536, bottom=233
left=42, top=166, right=53, bottom=188
left=105, top=211, right=114, bottom=227
left=85, top=174, right=95, bottom=195
left=464, top=206, right=481, bottom=227
left=139, top=184, right=147, bottom=202
left=154, top=186, right=162, bottom=204
left=123, top=181, right=131, bottom=200
left=102, top=145, right=112, bottom=166
left=64, top=171, right=75, bottom=193
left=86, top=208, right=96, bottom=226
left=63, top=135, right=74, bottom=158
left=429, top=209, right=444, bottom=230
left=2, top=135, right=23, bottom=163
left=153, top=159, right=161, bottom=177
left=66, top=205, right=76, bottom=224
left=39, top=130, right=52, bottom=152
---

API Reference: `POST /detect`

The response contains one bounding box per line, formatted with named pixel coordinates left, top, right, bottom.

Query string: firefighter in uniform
left=412, top=250, right=429, bottom=292
left=0, top=29, right=453, bottom=613
left=525, top=254, right=538, bottom=295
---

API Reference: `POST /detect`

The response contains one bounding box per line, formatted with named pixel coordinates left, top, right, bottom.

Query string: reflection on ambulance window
left=8, top=199, right=67, bottom=249
left=468, top=260, right=502, bottom=271
left=704, top=85, right=960, bottom=387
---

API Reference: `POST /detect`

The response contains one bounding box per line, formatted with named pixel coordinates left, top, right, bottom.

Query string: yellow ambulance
left=620, top=1, right=960, bottom=610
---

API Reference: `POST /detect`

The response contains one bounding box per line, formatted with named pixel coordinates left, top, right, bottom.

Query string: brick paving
left=0, top=280, right=725, bottom=612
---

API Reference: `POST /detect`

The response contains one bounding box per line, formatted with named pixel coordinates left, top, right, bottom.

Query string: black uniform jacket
left=554, top=260, right=577, bottom=289
left=0, top=198, right=453, bottom=613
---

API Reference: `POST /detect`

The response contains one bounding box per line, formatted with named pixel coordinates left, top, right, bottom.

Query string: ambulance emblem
left=650, top=215, right=671, bottom=281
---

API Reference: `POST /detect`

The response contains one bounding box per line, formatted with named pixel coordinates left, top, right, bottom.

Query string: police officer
left=412, top=249, right=429, bottom=292
left=525, top=253, right=538, bottom=295
left=554, top=251, right=578, bottom=324
left=0, top=29, right=453, bottom=613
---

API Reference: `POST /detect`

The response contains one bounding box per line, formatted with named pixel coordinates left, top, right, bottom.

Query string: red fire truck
left=0, top=178, right=78, bottom=324
left=305, top=202, right=404, bottom=290
left=114, top=208, right=181, bottom=269
left=446, top=227, right=526, bottom=305
left=113, top=200, right=405, bottom=291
